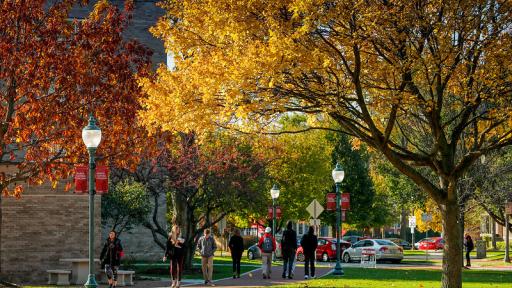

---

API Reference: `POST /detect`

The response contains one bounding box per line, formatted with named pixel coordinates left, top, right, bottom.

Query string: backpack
left=262, top=236, right=273, bottom=253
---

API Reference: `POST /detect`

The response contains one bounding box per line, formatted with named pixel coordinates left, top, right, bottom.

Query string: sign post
left=409, top=216, right=416, bottom=250
left=307, top=199, right=324, bottom=235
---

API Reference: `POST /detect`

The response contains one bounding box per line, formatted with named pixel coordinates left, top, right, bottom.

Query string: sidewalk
left=126, top=264, right=332, bottom=288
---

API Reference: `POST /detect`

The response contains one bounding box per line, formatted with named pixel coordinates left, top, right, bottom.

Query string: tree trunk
left=459, top=207, right=465, bottom=268
left=172, top=189, right=197, bottom=271
left=400, top=208, right=407, bottom=240
left=491, top=220, right=497, bottom=250
left=441, top=199, right=463, bottom=288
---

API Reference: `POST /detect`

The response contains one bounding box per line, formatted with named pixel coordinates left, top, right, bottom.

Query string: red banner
left=74, top=165, right=88, bottom=193
left=95, top=166, right=109, bottom=194
left=74, top=165, right=109, bottom=194
left=326, top=193, right=336, bottom=211
left=268, top=206, right=282, bottom=219
left=341, top=193, right=350, bottom=210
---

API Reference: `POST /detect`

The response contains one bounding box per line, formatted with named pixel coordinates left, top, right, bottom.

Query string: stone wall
left=0, top=180, right=101, bottom=283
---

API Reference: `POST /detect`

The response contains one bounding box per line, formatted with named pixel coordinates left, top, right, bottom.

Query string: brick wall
left=0, top=181, right=102, bottom=284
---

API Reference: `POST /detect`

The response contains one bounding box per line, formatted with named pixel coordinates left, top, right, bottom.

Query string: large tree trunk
left=172, top=189, right=197, bottom=271
left=491, top=220, right=497, bottom=250
left=441, top=198, right=463, bottom=288
left=400, top=208, right=408, bottom=240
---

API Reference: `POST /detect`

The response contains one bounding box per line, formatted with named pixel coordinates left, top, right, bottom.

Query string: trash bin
left=476, top=240, right=486, bottom=259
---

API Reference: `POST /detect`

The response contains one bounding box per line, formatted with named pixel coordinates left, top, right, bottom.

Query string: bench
left=46, top=269, right=71, bottom=286
left=99, top=270, right=135, bottom=286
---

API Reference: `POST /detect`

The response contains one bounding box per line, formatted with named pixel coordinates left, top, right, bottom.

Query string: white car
left=342, top=239, right=403, bottom=264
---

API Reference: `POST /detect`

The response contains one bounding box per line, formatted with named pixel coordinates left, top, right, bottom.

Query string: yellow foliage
left=414, top=199, right=443, bottom=233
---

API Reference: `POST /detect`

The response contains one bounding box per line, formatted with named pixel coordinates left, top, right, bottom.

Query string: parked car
left=385, top=238, right=412, bottom=250
left=418, top=237, right=444, bottom=251
left=342, top=235, right=365, bottom=244
left=342, top=239, right=403, bottom=264
left=247, top=236, right=282, bottom=260
left=296, top=237, right=351, bottom=262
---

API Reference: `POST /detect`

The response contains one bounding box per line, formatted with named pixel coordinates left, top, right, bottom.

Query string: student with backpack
left=257, top=227, right=276, bottom=279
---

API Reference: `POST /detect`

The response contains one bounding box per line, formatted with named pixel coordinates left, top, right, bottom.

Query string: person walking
left=163, top=225, right=186, bottom=288
left=300, top=226, right=318, bottom=279
left=100, top=231, right=124, bottom=288
left=228, top=229, right=244, bottom=279
left=257, top=227, right=276, bottom=279
left=198, top=229, right=217, bottom=286
left=281, top=221, right=297, bottom=279
left=464, top=233, right=474, bottom=268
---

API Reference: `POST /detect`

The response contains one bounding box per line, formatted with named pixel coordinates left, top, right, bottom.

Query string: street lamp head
left=82, top=114, right=102, bottom=149
left=270, top=183, right=280, bottom=199
left=332, top=163, right=345, bottom=183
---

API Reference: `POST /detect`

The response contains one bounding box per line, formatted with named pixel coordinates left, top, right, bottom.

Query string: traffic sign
left=307, top=199, right=324, bottom=218
left=408, top=216, right=416, bottom=228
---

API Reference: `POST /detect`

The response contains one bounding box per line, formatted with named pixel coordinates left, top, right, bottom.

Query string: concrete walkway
left=125, top=264, right=332, bottom=288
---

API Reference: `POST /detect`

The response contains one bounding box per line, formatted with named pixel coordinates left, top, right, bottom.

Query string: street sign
left=408, top=216, right=416, bottom=228
left=410, top=227, right=414, bottom=234
left=421, top=213, right=432, bottom=222
left=506, top=202, right=512, bottom=215
left=310, top=219, right=321, bottom=226
left=307, top=199, right=324, bottom=218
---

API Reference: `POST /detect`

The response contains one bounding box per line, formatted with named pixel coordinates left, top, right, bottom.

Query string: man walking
left=281, top=221, right=297, bottom=279
left=257, top=227, right=276, bottom=279
left=301, top=226, right=318, bottom=279
left=198, top=229, right=217, bottom=286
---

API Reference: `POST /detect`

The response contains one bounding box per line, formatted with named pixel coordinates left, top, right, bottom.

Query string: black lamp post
left=332, top=163, right=345, bottom=276
left=82, top=114, right=101, bottom=288
left=270, top=184, right=280, bottom=261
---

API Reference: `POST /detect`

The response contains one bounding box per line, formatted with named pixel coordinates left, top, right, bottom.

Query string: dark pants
left=466, top=249, right=472, bottom=267
left=232, top=252, right=242, bottom=275
left=170, top=254, right=185, bottom=281
left=304, top=252, right=315, bottom=277
left=105, top=264, right=118, bottom=281
left=282, top=249, right=296, bottom=277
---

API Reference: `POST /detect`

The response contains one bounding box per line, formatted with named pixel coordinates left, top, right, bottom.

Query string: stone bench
left=99, top=270, right=135, bottom=286
left=47, top=269, right=71, bottom=286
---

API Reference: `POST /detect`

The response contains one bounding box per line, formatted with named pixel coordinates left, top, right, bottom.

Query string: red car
left=296, top=237, right=351, bottom=262
left=418, top=237, right=445, bottom=250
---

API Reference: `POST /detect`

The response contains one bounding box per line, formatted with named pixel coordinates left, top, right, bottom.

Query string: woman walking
left=228, top=229, right=244, bottom=279
left=300, top=226, right=318, bottom=279
left=100, top=231, right=124, bottom=288
left=164, top=225, right=186, bottom=288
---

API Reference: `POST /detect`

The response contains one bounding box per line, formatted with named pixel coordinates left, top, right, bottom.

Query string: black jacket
left=300, top=234, right=318, bottom=255
left=100, top=238, right=123, bottom=266
left=281, top=229, right=298, bottom=251
left=165, top=238, right=186, bottom=259
left=229, top=235, right=244, bottom=256
left=464, top=236, right=474, bottom=251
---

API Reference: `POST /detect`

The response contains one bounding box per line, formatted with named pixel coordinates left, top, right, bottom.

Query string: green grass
left=129, top=255, right=262, bottom=280
left=275, top=268, right=512, bottom=288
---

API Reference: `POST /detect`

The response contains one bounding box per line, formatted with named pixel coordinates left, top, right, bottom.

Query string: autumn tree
left=0, top=0, right=151, bottom=274
left=141, top=1, right=512, bottom=287
left=167, top=133, right=267, bottom=270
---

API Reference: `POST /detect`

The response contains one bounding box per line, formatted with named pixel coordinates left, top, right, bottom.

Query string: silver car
left=342, top=239, right=403, bottom=264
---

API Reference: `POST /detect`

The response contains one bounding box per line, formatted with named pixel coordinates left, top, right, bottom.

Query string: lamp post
left=82, top=114, right=102, bottom=288
left=332, top=163, right=345, bottom=276
left=270, top=184, right=280, bottom=262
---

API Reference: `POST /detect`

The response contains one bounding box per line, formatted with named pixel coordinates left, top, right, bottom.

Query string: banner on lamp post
left=268, top=206, right=282, bottom=219
left=326, top=193, right=336, bottom=211
left=341, top=193, right=350, bottom=210
left=74, top=165, right=109, bottom=194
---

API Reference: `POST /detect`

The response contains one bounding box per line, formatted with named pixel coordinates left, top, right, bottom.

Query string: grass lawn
left=128, top=255, right=262, bottom=280
left=275, top=268, right=512, bottom=288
